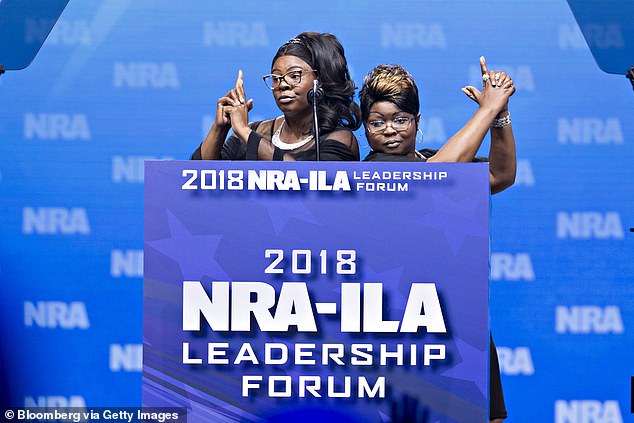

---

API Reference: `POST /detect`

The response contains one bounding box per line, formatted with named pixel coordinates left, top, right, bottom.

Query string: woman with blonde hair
left=360, top=59, right=516, bottom=421
left=360, top=58, right=516, bottom=194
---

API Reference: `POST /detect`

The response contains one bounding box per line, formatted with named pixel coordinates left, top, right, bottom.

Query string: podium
left=143, top=161, right=490, bottom=423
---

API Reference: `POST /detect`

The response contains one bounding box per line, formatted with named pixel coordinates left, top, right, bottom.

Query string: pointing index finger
left=236, top=70, right=246, bottom=102
left=480, top=56, right=489, bottom=75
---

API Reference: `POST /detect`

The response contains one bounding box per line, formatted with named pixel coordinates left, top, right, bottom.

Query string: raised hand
left=461, top=56, right=515, bottom=115
left=225, top=70, right=254, bottom=142
left=215, top=70, right=254, bottom=129
left=215, top=93, right=233, bottom=128
left=461, top=57, right=517, bottom=195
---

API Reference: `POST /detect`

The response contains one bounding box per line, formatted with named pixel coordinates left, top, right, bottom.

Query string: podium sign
left=143, top=161, right=490, bottom=423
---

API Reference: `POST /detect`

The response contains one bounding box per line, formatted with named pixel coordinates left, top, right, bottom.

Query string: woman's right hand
left=461, top=56, right=515, bottom=115
left=200, top=71, right=253, bottom=159
left=223, top=70, right=255, bottom=143
left=215, top=70, right=254, bottom=129
left=215, top=94, right=233, bottom=128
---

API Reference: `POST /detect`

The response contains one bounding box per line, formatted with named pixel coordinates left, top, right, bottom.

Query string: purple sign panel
left=143, top=161, right=490, bottom=423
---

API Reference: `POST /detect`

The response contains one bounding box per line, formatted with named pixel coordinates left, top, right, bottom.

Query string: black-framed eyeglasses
left=366, top=117, right=415, bottom=134
left=262, top=69, right=316, bottom=89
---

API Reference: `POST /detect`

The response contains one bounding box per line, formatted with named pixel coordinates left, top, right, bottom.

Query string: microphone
left=307, top=80, right=323, bottom=160
left=307, top=86, right=324, bottom=105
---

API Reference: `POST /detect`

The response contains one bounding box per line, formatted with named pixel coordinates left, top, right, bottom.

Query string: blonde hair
left=359, top=64, right=420, bottom=122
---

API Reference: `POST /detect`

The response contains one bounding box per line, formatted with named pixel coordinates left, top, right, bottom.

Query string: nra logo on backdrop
left=24, top=301, right=90, bottom=329
left=469, top=65, right=535, bottom=91
left=110, top=344, right=142, bottom=372
left=203, top=22, right=269, bottom=47
left=25, top=19, right=91, bottom=46
left=555, top=400, right=623, bottom=423
left=582, top=24, right=625, bottom=49
left=515, top=159, right=535, bottom=186
left=110, top=249, right=143, bottom=278
left=114, top=62, right=180, bottom=89
left=112, top=155, right=174, bottom=183
left=558, top=118, right=624, bottom=144
left=558, top=24, right=587, bottom=50
left=22, top=207, right=91, bottom=235
left=380, top=23, right=447, bottom=49
left=557, top=212, right=624, bottom=240
left=496, top=346, right=534, bottom=376
left=25, top=396, right=86, bottom=408
left=24, top=113, right=91, bottom=140
left=490, top=253, right=535, bottom=281
left=556, top=306, right=624, bottom=334
left=559, top=23, right=625, bottom=51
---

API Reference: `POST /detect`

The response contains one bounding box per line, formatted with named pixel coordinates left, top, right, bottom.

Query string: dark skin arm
left=225, top=70, right=297, bottom=161
left=426, top=57, right=510, bottom=164
left=199, top=70, right=253, bottom=160
left=427, top=57, right=516, bottom=194
left=462, top=58, right=517, bottom=194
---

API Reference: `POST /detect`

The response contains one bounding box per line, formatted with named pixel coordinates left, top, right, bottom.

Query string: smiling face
left=270, top=55, right=316, bottom=117
left=366, top=101, right=419, bottom=156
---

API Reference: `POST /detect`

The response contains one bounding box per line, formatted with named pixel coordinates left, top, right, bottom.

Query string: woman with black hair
left=191, top=32, right=361, bottom=161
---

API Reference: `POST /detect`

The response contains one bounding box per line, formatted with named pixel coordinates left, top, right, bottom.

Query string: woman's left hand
left=461, top=56, right=515, bottom=115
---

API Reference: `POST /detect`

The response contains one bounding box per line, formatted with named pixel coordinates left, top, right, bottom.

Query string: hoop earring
left=416, top=128, right=424, bottom=147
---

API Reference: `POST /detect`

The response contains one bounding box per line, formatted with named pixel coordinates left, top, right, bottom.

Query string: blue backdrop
left=1, top=1, right=632, bottom=422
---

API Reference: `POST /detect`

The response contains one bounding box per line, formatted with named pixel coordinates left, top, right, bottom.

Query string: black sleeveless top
left=191, top=120, right=358, bottom=161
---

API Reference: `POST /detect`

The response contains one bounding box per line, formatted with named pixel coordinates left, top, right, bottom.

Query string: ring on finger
left=482, top=74, right=490, bottom=82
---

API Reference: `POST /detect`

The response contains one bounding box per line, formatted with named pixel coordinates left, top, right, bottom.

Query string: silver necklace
left=271, top=119, right=314, bottom=150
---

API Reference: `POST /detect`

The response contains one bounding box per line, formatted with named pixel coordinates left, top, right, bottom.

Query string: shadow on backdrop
left=0, top=0, right=69, bottom=74
left=566, top=0, right=634, bottom=90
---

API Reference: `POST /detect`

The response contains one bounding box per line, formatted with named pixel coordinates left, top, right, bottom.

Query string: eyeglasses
left=366, top=117, right=415, bottom=134
left=262, top=69, right=316, bottom=89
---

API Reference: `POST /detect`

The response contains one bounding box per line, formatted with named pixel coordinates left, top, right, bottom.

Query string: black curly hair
left=272, top=32, right=362, bottom=134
